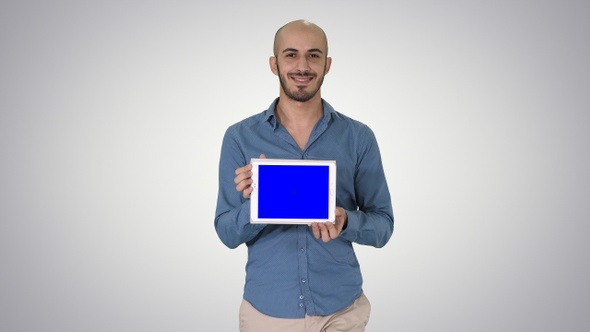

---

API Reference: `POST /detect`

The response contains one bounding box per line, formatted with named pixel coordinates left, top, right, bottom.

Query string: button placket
left=297, top=225, right=310, bottom=312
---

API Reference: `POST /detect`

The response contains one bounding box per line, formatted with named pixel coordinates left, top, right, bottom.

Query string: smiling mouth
left=290, top=74, right=314, bottom=85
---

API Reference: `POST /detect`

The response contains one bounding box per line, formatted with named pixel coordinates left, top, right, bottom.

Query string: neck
left=275, top=94, right=323, bottom=127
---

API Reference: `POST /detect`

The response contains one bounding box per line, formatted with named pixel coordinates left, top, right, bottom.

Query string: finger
left=242, top=186, right=254, bottom=199
left=318, top=223, right=331, bottom=242
left=259, top=154, right=266, bottom=159
left=324, top=222, right=339, bottom=239
left=234, top=164, right=252, bottom=178
left=311, top=222, right=321, bottom=239
left=235, top=178, right=252, bottom=193
left=234, top=169, right=252, bottom=186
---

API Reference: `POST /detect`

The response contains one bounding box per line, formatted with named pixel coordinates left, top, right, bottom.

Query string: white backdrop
left=1, top=0, right=589, bottom=331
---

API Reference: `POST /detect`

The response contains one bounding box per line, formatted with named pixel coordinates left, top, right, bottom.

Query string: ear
left=324, top=57, right=332, bottom=75
left=269, top=56, right=278, bottom=75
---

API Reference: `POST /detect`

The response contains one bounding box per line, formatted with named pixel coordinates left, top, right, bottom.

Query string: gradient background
left=1, top=0, right=589, bottom=331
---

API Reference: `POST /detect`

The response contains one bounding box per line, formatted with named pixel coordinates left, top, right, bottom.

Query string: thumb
left=259, top=154, right=266, bottom=159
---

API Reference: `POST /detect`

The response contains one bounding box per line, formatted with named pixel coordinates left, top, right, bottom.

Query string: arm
left=310, top=126, right=394, bottom=247
left=339, top=127, right=394, bottom=248
left=214, top=128, right=265, bottom=249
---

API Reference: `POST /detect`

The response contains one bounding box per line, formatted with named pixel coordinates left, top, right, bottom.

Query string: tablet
left=250, top=158, right=336, bottom=224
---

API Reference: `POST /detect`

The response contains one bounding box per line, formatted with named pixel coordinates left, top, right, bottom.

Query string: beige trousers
left=239, top=293, right=371, bottom=332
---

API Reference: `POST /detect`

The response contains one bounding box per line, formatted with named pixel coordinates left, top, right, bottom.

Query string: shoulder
left=331, top=110, right=376, bottom=141
left=224, top=110, right=269, bottom=138
left=324, top=100, right=372, bottom=133
left=225, top=99, right=277, bottom=135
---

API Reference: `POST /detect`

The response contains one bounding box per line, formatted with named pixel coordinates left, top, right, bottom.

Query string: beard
left=277, top=65, right=326, bottom=102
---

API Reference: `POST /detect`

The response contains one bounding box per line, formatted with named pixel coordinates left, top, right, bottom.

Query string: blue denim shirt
left=215, top=98, right=394, bottom=318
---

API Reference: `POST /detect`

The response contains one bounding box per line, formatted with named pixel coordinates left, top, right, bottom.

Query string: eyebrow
left=282, top=48, right=324, bottom=54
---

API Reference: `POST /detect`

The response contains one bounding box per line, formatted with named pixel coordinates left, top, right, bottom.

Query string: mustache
left=289, top=71, right=315, bottom=76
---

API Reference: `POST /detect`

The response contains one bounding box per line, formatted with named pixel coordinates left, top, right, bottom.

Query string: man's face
left=271, top=27, right=331, bottom=102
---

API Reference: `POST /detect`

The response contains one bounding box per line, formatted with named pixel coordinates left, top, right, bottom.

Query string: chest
left=285, top=126, right=314, bottom=151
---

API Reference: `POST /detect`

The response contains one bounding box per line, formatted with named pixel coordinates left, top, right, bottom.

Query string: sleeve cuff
left=339, top=210, right=359, bottom=242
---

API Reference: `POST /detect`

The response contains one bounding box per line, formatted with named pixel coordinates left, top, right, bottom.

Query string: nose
left=296, top=55, right=310, bottom=71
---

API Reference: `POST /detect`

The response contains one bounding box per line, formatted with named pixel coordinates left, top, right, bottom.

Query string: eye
left=286, top=53, right=297, bottom=58
left=309, top=53, right=321, bottom=58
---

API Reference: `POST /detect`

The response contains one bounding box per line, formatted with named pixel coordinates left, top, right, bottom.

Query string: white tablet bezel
left=250, top=158, right=336, bottom=224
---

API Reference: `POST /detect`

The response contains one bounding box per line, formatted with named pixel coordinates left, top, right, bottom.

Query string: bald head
left=273, top=20, right=329, bottom=57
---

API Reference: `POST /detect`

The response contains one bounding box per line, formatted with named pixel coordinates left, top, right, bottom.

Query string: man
left=215, top=19, right=394, bottom=332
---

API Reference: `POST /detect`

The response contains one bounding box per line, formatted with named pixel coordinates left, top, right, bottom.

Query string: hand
left=311, top=207, right=348, bottom=242
left=234, top=154, right=265, bottom=199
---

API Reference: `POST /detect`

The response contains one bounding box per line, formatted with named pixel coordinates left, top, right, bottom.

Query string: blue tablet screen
left=257, top=165, right=329, bottom=219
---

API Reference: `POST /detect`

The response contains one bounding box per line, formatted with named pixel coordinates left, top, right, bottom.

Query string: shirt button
left=300, top=248, right=305, bottom=253
left=299, top=295, right=304, bottom=300
left=301, top=278, right=306, bottom=283
left=299, top=303, right=304, bottom=308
